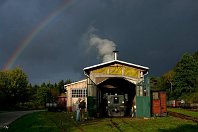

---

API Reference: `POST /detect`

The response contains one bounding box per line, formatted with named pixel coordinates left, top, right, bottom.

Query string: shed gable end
left=90, top=64, right=141, bottom=78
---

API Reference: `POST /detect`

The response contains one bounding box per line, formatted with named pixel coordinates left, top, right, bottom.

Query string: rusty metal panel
left=160, top=92, right=167, bottom=114
left=151, top=91, right=167, bottom=116
left=152, top=100, right=161, bottom=114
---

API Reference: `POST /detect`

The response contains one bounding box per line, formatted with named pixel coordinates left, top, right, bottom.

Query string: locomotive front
left=107, top=94, right=125, bottom=117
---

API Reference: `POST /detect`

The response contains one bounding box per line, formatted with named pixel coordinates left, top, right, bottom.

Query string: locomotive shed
left=65, top=51, right=151, bottom=118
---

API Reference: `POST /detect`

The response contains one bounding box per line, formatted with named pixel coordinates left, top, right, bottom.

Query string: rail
left=168, top=111, right=198, bottom=124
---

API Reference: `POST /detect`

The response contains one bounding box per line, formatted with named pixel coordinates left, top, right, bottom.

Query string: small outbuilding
left=151, top=91, right=167, bottom=116
left=65, top=79, right=87, bottom=112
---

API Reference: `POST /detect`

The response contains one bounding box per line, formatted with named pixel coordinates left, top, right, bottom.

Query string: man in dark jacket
left=79, top=98, right=86, bottom=121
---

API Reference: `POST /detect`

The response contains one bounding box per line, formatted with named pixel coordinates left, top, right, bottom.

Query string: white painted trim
left=83, top=60, right=149, bottom=71
left=64, top=79, right=87, bottom=87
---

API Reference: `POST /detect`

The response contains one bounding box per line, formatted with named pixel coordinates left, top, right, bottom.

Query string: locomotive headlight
left=108, top=101, right=110, bottom=104
left=122, top=101, right=124, bottom=104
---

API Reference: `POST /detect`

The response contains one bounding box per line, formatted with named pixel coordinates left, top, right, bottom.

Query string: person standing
left=79, top=98, right=86, bottom=121
left=134, top=105, right=136, bottom=117
left=131, top=102, right=135, bottom=117
left=131, top=102, right=136, bottom=118
left=75, top=98, right=81, bottom=122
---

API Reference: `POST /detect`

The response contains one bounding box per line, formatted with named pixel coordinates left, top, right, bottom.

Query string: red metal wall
left=160, top=92, right=166, bottom=113
left=152, top=91, right=167, bottom=116
left=152, top=100, right=161, bottom=114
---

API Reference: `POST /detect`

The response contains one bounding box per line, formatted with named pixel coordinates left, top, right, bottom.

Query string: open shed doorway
left=97, top=77, right=136, bottom=117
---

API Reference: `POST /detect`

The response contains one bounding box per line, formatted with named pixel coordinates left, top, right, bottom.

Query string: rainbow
left=3, top=0, right=74, bottom=70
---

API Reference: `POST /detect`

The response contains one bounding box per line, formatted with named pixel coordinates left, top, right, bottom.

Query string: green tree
left=65, top=79, right=72, bottom=84
left=0, top=71, right=8, bottom=109
left=0, top=68, right=29, bottom=109
left=8, top=68, right=29, bottom=104
left=58, top=80, right=65, bottom=93
left=150, top=76, right=160, bottom=91
left=162, top=70, right=175, bottom=89
left=192, top=50, right=198, bottom=61
left=160, top=70, right=176, bottom=99
left=34, top=85, right=49, bottom=107
left=173, top=53, right=198, bottom=99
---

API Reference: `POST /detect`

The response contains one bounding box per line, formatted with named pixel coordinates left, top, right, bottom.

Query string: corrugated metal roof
left=83, top=59, right=149, bottom=72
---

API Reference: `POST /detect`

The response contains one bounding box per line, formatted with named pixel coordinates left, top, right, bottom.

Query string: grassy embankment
left=168, top=108, right=198, bottom=118
left=0, top=111, right=197, bottom=132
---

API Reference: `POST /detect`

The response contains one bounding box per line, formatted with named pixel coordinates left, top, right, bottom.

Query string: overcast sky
left=0, top=0, right=198, bottom=84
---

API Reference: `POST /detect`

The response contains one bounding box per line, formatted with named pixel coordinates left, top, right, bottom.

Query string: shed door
left=87, top=78, right=97, bottom=117
left=136, top=77, right=151, bottom=118
left=136, top=96, right=151, bottom=117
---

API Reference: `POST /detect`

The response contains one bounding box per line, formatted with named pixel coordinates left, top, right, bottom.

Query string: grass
left=0, top=111, right=197, bottom=132
left=167, top=108, right=198, bottom=118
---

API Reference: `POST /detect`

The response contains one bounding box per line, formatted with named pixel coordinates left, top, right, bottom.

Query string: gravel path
left=0, top=110, right=45, bottom=128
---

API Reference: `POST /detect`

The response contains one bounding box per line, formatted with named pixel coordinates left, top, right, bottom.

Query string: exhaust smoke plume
left=86, top=27, right=116, bottom=62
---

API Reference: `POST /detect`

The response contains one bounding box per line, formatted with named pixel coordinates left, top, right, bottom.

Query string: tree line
left=1, top=50, right=198, bottom=110
left=150, top=50, right=198, bottom=103
left=0, top=68, right=71, bottom=110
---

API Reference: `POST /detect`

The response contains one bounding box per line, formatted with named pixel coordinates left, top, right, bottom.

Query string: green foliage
left=58, top=80, right=65, bottom=93
left=192, top=50, right=198, bottom=61
left=0, top=68, right=28, bottom=110
left=0, top=67, right=72, bottom=110
left=34, top=86, right=49, bottom=107
left=150, top=76, right=160, bottom=91
left=30, top=79, right=71, bottom=109
left=9, top=68, right=29, bottom=103
left=173, top=53, right=198, bottom=98
left=158, top=50, right=198, bottom=101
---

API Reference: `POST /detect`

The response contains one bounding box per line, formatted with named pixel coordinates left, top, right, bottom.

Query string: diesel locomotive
left=101, top=93, right=132, bottom=117
left=107, top=94, right=125, bottom=117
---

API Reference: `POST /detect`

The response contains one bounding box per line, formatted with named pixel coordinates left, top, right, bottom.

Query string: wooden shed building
left=64, top=79, right=87, bottom=112
left=65, top=51, right=151, bottom=118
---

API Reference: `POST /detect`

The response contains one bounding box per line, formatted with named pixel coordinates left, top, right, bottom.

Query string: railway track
left=120, top=118, right=143, bottom=132
left=168, top=111, right=198, bottom=124
left=109, top=118, right=123, bottom=132
left=66, top=113, right=85, bottom=132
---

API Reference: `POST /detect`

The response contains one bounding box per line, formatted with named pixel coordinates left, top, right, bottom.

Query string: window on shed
left=152, top=92, right=159, bottom=100
left=72, top=89, right=87, bottom=98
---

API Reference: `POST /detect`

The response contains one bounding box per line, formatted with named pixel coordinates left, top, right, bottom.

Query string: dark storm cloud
left=89, top=0, right=198, bottom=75
left=0, top=0, right=198, bottom=84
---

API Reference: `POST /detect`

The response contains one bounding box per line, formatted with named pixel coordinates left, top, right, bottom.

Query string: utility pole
left=170, top=82, right=173, bottom=92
